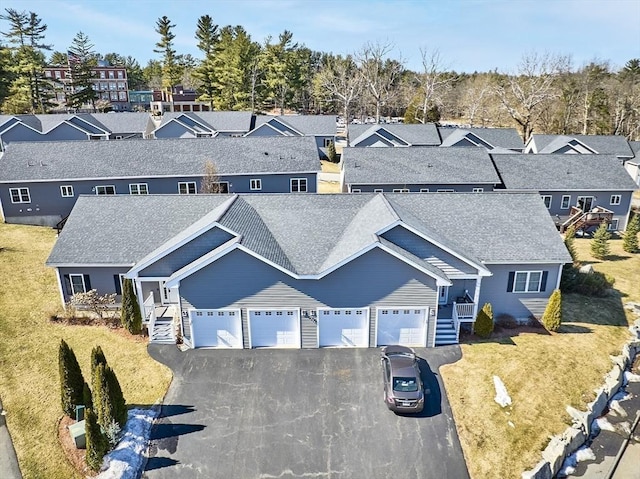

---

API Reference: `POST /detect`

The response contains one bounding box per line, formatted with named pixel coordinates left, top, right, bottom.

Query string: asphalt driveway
left=143, top=345, right=469, bottom=479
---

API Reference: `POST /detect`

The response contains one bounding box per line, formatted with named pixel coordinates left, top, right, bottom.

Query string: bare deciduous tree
left=200, top=160, right=223, bottom=193
left=412, top=48, right=457, bottom=124
left=494, top=52, right=570, bottom=142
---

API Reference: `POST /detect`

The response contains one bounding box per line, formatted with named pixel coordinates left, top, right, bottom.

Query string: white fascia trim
left=176, top=115, right=216, bottom=133
left=377, top=127, right=410, bottom=146
left=568, top=138, right=598, bottom=154
left=126, top=216, right=238, bottom=278
left=482, top=260, right=570, bottom=265
left=269, top=118, right=304, bottom=136
left=67, top=116, right=110, bottom=134
left=377, top=220, right=492, bottom=276
left=244, top=122, right=286, bottom=137
left=2, top=120, right=42, bottom=135
left=164, top=237, right=242, bottom=288
left=54, top=267, right=66, bottom=307
left=48, top=120, right=96, bottom=137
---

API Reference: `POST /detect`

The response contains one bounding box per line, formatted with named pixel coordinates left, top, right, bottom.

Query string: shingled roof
left=529, top=134, right=634, bottom=158
left=438, top=126, right=524, bottom=151
left=491, top=154, right=639, bottom=191
left=0, top=136, right=320, bottom=182
left=343, top=147, right=501, bottom=185
left=348, top=124, right=441, bottom=146
left=47, top=192, right=571, bottom=274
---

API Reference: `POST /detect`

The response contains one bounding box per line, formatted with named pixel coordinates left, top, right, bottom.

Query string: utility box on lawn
left=68, top=420, right=86, bottom=449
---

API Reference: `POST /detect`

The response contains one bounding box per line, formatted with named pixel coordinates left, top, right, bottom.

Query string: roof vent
left=27, top=160, right=35, bottom=167
left=263, top=151, right=269, bottom=155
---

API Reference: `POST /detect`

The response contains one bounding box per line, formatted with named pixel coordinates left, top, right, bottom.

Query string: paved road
left=144, top=345, right=469, bottom=479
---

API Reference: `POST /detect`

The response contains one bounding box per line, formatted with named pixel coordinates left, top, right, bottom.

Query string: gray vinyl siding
left=44, top=124, right=89, bottom=141
left=57, top=266, right=129, bottom=302
left=354, top=135, right=395, bottom=147
left=1, top=124, right=47, bottom=144
left=178, top=247, right=438, bottom=348
left=350, top=183, right=495, bottom=193
left=381, top=226, right=477, bottom=276
left=1, top=173, right=317, bottom=226
left=139, top=227, right=234, bottom=277
left=539, top=190, right=633, bottom=229
left=154, top=122, right=197, bottom=138
left=478, top=263, right=562, bottom=319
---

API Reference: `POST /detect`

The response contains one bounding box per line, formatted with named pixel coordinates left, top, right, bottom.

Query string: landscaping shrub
left=93, top=361, right=127, bottom=434
left=327, top=140, right=338, bottom=163
left=473, top=303, right=494, bottom=338
left=91, top=345, right=107, bottom=374
left=561, top=264, right=615, bottom=297
left=85, top=407, right=108, bottom=472
left=59, top=339, right=85, bottom=417
left=83, top=381, right=93, bottom=410
left=541, top=289, right=562, bottom=332
left=105, top=365, right=127, bottom=429
left=590, top=222, right=611, bottom=259
left=120, top=278, right=142, bottom=334
left=564, top=225, right=578, bottom=263
left=68, top=290, right=116, bottom=320
left=622, top=214, right=639, bottom=253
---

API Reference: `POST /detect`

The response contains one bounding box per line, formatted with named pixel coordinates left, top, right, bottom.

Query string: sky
left=1, top=0, right=639, bottom=73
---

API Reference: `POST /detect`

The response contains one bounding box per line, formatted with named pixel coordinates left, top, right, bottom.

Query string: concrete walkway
left=0, top=398, right=22, bottom=479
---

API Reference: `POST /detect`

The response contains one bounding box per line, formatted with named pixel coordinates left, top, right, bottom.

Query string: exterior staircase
left=435, top=319, right=458, bottom=346
left=149, top=319, right=176, bottom=344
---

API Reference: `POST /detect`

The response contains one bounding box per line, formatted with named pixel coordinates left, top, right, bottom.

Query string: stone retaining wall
left=522, top=303, right=640, bottom=479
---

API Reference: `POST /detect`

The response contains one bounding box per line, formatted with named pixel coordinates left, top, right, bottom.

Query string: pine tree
left=85, top=407, right=108, bottom=471
left=154, top=16, right=182, bottom=95
left=194, top=15, right=219, bottom=110
left=105, top=366, right=127, bottom=428
left=327, top=140, right=337, bottom=163
left=473, top=303, right=494, bottom=338
left=541, top=289, right=562, bottom=331
left=622, top=214, right=639, bottom=253
left=120, top=278, right=142, bottom=334
left=590, top=221, right=611, bottom=260
left=83, top=381, right=93, bottom=410
left=59, top=339, right=85, bottom=417
left=564, top=225, right=578, bottom=263
left=66, top=31, right=97, bottom=111
left=90, top=345, right=107, bottom=374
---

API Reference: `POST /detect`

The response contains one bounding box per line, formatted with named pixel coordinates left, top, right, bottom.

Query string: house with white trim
left=46, top=192, right=571, bottom=349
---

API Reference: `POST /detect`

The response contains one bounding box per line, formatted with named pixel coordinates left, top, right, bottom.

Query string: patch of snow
left=96, top=406, right=160, bottom=479
left=594, top=417, right=616, bottom=433
left=609, top=399, right=628, bottom=418
left=623, top=371, right=640, bottom=385
left=558, top=447, right=596, bottom=477
left=507, top=421, right=515, bottom=428
left=493, top=375, right=512, bottom=408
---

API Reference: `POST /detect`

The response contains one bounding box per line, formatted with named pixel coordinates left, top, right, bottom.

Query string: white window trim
left=374, top=189, right=384, bottom=193
left=392, top=188, right=410, bottom=193
left=541, top=195, right=552, bottom=209
left=95, top=185, right=116, bottom=195
left=60, top=185, right=74, bottom=198
left=351, top=188, right=361, bottom=193
left=437, top=189, right=455, bottom=192
left=419, top=188, right=429, bottom=193
left=610, top=195, right=621, bottom=206
left=69, top=274, right=87, bottom=295
left=472, top=188, right=484, bottom=193
left=129, top=183, right=149, bottom=195
left=290, top=178, right=308, bottom=193
left=561, top=195, right=571, bottom=209
left=250, top=179, right=262, bottom=191
left=9, top=187, right=31, bottom=203
left=178, top=181, right=197, bottom=195
left=607, top=219, right=619, bottom=231
left=512, top=271, right=543, bottom=293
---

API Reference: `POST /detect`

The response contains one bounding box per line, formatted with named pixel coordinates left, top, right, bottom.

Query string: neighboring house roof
left=629, top=141, right=640, bottom=158
left=491, top=154, right=639, bottom=191
left=157, top=111, right=254, bottom=133
left=529, top=134, right=635, bottom=158
left=0, top=136, right=320, bottom=182
left=76, top=113, right=154, bottom=135
left=343, top=147, right=501, bottom=186
left=250, top=115, right=336, bottom=136
left=348, top=124, right=441, bottom=146
left=438, top=126, right=524, bottom=151
left=47, top=192, right=571, bottom=274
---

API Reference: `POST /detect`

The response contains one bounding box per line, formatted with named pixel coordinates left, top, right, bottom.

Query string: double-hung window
left=178, top=182, right=197, bottom=194
left=60, top=185, right=74, bottom=197
left=472, top=187, right=484, bottom=193
left=290, top=178, right=307, bottom=193
left=250, top=179, right=262, bottom=191
left=95, top=185, right=116, bottom=195
left=561, top=195, right=571, bottom=209
left=129, top=183, right=148, bottom=195
left=541, top=195, right=552, bottom=209
left=512, top=271, right=543, bottom=293
left=69, top=274, right=88, bottom=295
left=610, top=195, right=621, bottom=206
left=9, top=187, right=30, bottom=203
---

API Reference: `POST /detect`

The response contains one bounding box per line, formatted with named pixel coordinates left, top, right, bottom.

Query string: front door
left=438, top=286, right=449, bottom=305
left=577, top=196, right=594, bottom=212
left=160, top=281, right=179, bottom=304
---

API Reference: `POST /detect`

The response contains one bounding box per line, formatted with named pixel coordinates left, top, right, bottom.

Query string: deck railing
left=143, top=292, right=156, bottom=324
left=453, top=301, right=475, bottom=319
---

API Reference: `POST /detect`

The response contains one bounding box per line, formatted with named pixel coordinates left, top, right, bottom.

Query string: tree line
left=1, top=8, right=638, bottom=142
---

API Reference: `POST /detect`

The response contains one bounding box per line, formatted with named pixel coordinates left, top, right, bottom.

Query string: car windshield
left=393, top=377, right=418, bottom=392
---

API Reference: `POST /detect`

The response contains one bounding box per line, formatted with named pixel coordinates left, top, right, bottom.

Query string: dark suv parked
left=381, top=345, right=427, bottom=413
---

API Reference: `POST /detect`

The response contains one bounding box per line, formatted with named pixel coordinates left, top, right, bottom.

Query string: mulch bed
left=57, top=415, right=97, bottom=477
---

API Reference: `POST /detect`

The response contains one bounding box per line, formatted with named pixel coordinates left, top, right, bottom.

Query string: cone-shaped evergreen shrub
left=85, top=408, right=108, bottom=472
left=473, top=303, right=494, bottom=338
left=91, top=345, right=107, bottom=375
left=105, top=365, right=127, bottom=429
left=59, top=339, right=85, bottom=417
left=622, top=214, right=639, bottom=253
left=542, top=289, right=562, bottom=331
left=590, top=222, right=611, bottom=260
left=564, top=225, right=578, bottom=263
left=120, top=278, right=142, bottom=334
left=327, top=140, right=338, bottom=163
left=93, top=362, right=128, bottom=432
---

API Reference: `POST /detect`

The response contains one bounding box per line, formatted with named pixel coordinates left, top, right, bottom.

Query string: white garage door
left=318, top=308, right=369, bottom=347
left=249, top=309, right=300, bottom=348
left=190, top=309, right=242, bottom=348
left=376, top=308, right=426, bottom=347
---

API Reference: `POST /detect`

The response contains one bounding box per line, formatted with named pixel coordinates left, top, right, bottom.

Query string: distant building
left=128, top=91, right=154, bottom=111
left=44, top=61, right=130, bottom=112
left=150, top=85, right=211, bottom=114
